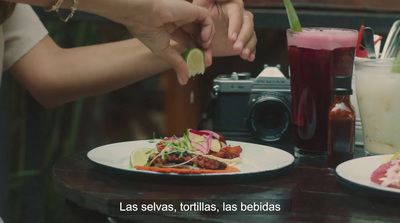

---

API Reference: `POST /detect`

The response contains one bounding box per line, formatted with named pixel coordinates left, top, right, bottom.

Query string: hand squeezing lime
left=182, top=48, right=205, bottom=78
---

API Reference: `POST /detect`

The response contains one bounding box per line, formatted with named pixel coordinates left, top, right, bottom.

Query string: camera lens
left=247, top=93, right=291, bottom=142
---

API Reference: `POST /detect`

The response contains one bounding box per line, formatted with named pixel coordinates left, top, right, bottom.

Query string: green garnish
left=392, top=49, right=400, bottom=73
left=144, top=134, right=199, bottom=167
left=283, top=0, right=302, bottom=32
left=148, top=132, right=158, bottom=143
left=391, top=151, right=400, bottom=161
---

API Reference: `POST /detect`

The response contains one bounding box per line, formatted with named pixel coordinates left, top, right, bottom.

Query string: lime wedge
left=392, top=49, right=400, bottom=73
left=284, top=0, right=302, bottom=32
left=181, top=48, right=205, bottom=78
left=391, top=151, right=400, bottom=161
left=130, top=148, right=152, bottom=168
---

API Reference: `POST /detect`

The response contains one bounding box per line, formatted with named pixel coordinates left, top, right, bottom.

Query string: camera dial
left=247, top=92, right=291, bottom=142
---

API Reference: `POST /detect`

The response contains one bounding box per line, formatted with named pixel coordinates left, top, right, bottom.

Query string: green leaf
left=283, top=0, right=302, bottom=32
left=392, top=49, right=400, bottom=73
left=391, top=151, right=400, bottom=161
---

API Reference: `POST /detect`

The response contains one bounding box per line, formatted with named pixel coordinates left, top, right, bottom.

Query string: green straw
left=392, top=49, right=400, bottom=73
left=284, top=0, right=302, bottom=32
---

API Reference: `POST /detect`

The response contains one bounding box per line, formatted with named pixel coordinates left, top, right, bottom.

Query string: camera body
left=212, top=65, right=292, bottom=142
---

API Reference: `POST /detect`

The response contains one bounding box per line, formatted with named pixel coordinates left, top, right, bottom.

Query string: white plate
left=87, top=140, right=294, bottom=176
left=336, top=155, right=400, bottom=195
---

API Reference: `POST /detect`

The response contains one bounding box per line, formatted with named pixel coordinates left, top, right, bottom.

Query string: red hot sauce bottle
left=327, top=76, right=355, bottom=169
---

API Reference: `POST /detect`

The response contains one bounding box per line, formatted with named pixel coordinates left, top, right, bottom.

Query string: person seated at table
left=0, top=1, right=256, bottom=222
left=0, top=0, right=257, bottom=108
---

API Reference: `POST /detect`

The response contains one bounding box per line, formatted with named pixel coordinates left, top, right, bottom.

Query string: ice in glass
left=355, top=59, right=400, bottom=155
left=287, top=28, right=358, bottom=155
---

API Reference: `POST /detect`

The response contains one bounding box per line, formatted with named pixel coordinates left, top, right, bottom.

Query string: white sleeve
left=2, top=3, right=48, bottom=70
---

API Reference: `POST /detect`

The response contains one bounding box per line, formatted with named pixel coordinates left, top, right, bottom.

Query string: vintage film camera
left=211, top=65, right=292, bottom=143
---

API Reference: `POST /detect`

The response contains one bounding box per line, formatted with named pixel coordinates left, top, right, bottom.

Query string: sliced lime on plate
left=181, top=48, right=205, bottom=78
left=130, top=148, right=152, bottom=168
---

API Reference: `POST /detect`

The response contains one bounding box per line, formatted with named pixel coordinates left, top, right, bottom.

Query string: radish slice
left=191, top=141, right=207, bottom=154
left=163, top=137, right=180, bottom=142
left=189, top=129, right=220, bottom=139
left=371, top=157, right=400, bottom=189
left=189, top=129, right=213, bottom=154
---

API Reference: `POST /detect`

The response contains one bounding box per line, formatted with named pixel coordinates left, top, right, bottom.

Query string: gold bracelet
left=45, top=0, right=79, bottom=22
left=44, top=0, right=64, bottom=12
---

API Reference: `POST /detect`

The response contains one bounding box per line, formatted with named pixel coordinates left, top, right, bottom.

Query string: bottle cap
left=333, top=76, right=353, bottom=95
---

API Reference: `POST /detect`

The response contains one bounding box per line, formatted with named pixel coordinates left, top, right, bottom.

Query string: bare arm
left=9, top=36, right=186, bottom=108
left=4, top=0, right=215, bottom=84
left=4, top=0, right=256, bottom=108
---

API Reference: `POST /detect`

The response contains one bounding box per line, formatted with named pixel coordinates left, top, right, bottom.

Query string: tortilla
left=134, top=165, right=240, bottom=174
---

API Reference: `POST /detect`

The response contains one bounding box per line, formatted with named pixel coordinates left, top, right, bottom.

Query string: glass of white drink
left=355, top=58, right=400, bottom=155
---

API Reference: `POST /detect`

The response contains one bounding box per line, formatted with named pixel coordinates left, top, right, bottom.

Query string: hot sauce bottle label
left=327, top=76, right=355, bottom=168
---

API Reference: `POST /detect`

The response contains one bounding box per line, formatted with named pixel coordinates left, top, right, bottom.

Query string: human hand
left=193, top=0, right=257, bottom=61
left=106, top=0, right=215, bottom=85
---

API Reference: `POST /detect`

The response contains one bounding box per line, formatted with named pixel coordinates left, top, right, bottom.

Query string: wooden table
left=53, top=144, right=400, bottom=223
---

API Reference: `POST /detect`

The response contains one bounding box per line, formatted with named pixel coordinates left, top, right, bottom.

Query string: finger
left=174, top=23, right=213, bottom=66
left=179, top=23, right=208, bottom=50
left=173, top=30, right=212, bottom=67
left=178, top=17, right=215, bottom=51
left=249, top=49, right=256, bottom=61
left=170, top=27, right=197, bottom=49
left=225, top=1, right=244, bottom=42
left=168, top=2, right=215, bottom=49
left=155, top=46, right=189, bottom=85
left=201, top=20, right=215, bottom=50
left=178, top=19, right=214, bottom=65
left=240, top=32, right=257, bottom=61
left=203, top=47, right=213, bottom=67
left=191, top=0, right=208, bottom=7
left=233, top=11, right=255, bottom=52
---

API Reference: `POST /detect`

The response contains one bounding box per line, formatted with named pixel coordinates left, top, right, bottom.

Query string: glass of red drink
left=287, top=28, right=358, bottom=156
